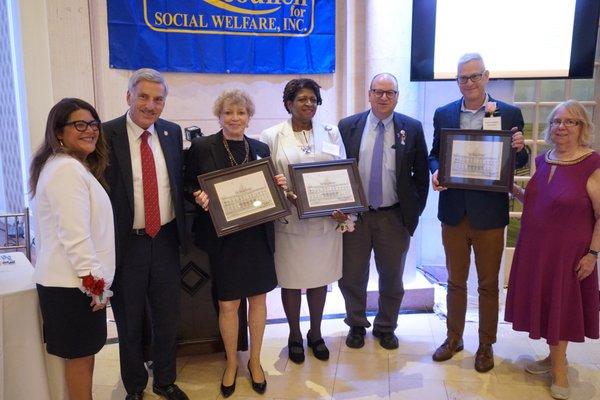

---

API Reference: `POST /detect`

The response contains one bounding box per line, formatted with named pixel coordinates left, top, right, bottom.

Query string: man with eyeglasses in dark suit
left=428, top=53, right=528, bottom=373
left=338, top=73, right=429, bottom=350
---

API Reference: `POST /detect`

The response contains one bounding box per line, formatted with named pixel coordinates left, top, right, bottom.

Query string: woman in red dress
left=505, top=100, right=600, bottom=400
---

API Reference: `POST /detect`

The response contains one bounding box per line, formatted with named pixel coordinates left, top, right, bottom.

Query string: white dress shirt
left=33, top=154, right=116, bottom=288
left=358, top=111, right=398, bottom=207
left=126, top=113, right=175, bottom=229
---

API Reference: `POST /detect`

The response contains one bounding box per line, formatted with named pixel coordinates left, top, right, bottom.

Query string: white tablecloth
left=0, top=252, right=67, bottom=400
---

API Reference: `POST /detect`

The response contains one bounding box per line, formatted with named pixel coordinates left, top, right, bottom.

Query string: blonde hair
left=212, top=90, right=255, bottom=118
left=543, top=99, right=594, bottom=146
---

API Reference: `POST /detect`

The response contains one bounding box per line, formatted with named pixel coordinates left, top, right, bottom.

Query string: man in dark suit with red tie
left=104, top=69, right=188, bottom=400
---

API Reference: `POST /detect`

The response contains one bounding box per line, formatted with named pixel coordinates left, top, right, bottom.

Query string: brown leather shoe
left=474, top=343, right=494, bottom=373
left=432, top=337, right=464, bottom=362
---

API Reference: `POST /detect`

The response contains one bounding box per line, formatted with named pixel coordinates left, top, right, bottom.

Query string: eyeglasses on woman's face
left=63, top=120, right=101, bottom=132
left=550, top=118, right=580, bottom=128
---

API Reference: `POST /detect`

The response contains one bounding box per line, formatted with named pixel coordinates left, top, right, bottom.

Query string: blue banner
left=107, top=0, right=335, bottom=74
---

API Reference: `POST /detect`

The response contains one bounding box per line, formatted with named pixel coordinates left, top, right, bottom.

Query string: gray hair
left=457, top=53, right=485, bottom=74
left=128, top=68, right=168, bottom=96
left=544, top=99, right=594, bottom=147
left=370, top=73, right=398, bottom=90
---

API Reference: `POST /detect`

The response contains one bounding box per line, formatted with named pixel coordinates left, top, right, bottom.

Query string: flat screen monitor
left=411, top=0, right=600, bottom=81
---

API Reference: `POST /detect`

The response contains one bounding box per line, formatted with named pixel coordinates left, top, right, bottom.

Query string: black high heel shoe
left=220, top=367, right=237, bottom=398
left=247, top=360, right=267, bottom=394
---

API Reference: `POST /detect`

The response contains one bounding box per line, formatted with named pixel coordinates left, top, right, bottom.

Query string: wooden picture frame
left=197, top=157, right=291, bottom=237
left=439, top=128, right=515, bottom=193
left=288, top=159, right=368, bottom=219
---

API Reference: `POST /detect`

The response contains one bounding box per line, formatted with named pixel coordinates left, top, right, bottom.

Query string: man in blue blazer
left=103, top=69, right=188, bottom=400
left=428, top=54, right=528, bottom=373
left=339, top=73, right=429, bottom=350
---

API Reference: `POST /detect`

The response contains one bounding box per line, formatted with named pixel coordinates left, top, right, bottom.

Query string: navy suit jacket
left=103, top=114, right=186, bottom=264
left=428, top=97, right=529, bottom=229
left=184, top=131, right=275, bottom=255
left=339, top=111, right=429, bottom=236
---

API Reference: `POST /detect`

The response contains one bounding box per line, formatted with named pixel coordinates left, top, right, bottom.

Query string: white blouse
left=32, top=154, right=115, bottom=288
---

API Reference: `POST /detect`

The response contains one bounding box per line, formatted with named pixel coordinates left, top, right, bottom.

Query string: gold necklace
left=223, top=136, right=249, bottom=166
left=545, top=149, right=593, bottom=166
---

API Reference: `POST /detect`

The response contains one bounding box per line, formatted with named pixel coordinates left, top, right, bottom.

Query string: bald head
left=368, top=73, right=399, bottom=120
left=370, top=73, right=399, bottom=91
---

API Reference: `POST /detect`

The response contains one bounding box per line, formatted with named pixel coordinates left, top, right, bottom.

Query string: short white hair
left=128, top=68, right=168, bottom=96
left=457, top=53, right=485, bottom=74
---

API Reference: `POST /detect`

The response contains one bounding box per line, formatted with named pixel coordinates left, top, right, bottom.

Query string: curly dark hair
left=29, top=98, right=108, bottom=197
left=282, top=78, right=322, bottom=113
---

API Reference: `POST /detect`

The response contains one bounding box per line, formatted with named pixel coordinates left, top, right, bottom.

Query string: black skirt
left=36, top=284, right=107, bottom=359
left=209, top=224, right=277, bottom=301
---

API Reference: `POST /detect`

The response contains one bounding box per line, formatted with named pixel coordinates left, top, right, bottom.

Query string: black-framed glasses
left=370, top=89, right=398, bottom=98
left=63, top=120, right=101, bottom=132
left=457, top=71, right=486, bottom=84
left=550, top=118, right=580, bottom=127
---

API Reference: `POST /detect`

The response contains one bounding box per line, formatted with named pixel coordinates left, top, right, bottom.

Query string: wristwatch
left=588, top=249, right=599, bottom=257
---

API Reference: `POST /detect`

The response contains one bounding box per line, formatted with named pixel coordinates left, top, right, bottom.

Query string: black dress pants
left=111, top=221, right=181, bottom=394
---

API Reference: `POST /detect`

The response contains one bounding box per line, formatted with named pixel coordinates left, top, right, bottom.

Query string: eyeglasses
left=63, top=120, right=101, bottom=132
left=370, top=89, right=398, bottom=98
left=296, top=96, right=319, bottom=105
left=550, top=118, right=580, bottom=127
left=457, top=72, right=485, bottom=84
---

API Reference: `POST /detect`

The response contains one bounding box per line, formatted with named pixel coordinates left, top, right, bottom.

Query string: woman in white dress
left=260, top=78, right=346, bottom=364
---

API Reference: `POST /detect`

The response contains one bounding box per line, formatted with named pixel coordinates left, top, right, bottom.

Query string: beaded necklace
left=222, top=136, right=249, bottom=166
left=544, top=149, right=593, bottom=166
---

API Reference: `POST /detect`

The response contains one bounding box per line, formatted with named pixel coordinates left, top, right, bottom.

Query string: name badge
left=483, top=116, right=502, bottom=130
left=321, top=141, right=340, bottom=157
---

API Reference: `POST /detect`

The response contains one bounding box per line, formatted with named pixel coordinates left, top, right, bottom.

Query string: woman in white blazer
left=29, top=98, right=115, bottom=400
left=260, top=79, right=346, bottom=364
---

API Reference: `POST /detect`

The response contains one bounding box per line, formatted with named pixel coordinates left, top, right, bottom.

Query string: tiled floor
left=93, top=313, right=600, bottom=400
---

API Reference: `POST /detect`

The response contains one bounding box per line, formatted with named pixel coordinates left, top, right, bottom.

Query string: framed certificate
left=288, top=159, right=368, bottom=219
left=439, top=128, right=515, bottom=193
left=197, top=157, right=291, bottom=237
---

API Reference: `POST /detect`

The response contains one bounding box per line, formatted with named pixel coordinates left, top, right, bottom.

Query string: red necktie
left=140, top=131, right=161, bottom=238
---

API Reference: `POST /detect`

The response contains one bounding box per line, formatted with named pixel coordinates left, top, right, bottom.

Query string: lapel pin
left=400, top=130, right=406, bottom=145
left=164, top=131, right=168, bottom=136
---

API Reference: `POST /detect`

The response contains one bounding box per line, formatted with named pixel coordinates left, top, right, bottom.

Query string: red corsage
left=81, top=274, right=111, bottom=303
